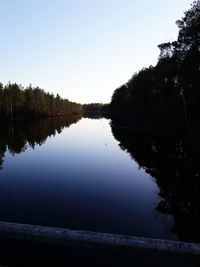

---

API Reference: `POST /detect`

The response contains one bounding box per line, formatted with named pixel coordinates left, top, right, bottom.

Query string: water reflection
left=0, top=114, right=81, bottom=170
left=0, top=114, right=199, bottom=242
left=111, top=118, right=200, bottom=243
left=0, top=117, right=174, bottom=240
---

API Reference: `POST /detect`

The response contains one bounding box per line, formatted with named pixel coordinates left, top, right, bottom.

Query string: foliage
left=110, top=0, right=200, bottom=242
left=110, top=0, right=200, bottom=130
left=0, top=82, right=82, bottom=119
left=82, top=103, right=110, bottom=118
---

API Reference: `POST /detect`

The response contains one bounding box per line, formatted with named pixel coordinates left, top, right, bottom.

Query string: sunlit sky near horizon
left=0, top=0, right=192, bottom=104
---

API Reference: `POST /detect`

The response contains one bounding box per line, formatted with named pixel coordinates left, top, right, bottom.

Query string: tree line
left=0, top=82, right=82, bottom=119
left=82, top=103, right=110, bottom=118
left=110, top=0, right=200, bottom=243
left=111, top=0, right=200, bottom=131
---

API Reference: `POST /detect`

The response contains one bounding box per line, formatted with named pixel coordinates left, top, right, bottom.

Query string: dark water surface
left=0, top=116, right=190, bottom=241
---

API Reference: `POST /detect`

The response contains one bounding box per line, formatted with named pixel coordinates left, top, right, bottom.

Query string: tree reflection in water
left=111, top=118, right=200, bottom=243
left=0, top=114, right=81, bottom=170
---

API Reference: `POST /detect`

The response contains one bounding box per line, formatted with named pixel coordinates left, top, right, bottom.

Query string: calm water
left=0, top=117, right=177, bottom=240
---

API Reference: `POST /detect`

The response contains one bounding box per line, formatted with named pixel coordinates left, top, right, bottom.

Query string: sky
left=0, top=0, right=192, bottom=104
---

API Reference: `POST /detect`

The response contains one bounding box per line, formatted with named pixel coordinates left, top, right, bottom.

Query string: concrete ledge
left=0, top=221, right=200, bottom=256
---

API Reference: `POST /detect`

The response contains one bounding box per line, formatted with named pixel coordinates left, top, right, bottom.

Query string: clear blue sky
left=0, top=0, right=192, bottom=104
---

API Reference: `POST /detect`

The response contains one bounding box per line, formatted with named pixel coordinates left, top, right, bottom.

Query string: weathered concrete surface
left=0, top=221, right=200, bottom=256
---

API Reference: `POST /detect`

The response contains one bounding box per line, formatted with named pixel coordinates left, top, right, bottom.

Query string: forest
left=111, top=0, right=200, bottom=132
left=110, top=0, right=200, bottom=243
left=82, top=103, right=110, bottom=118
left=0, top=83, right=82, bottom=119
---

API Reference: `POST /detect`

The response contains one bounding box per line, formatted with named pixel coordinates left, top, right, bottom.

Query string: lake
left=0, top=115, right=197, bottom=242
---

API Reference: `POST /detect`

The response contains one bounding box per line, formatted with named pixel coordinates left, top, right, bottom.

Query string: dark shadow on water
left=110, top=116, right=200, bottom=243
left=0, top=114, right=82, bottom=170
